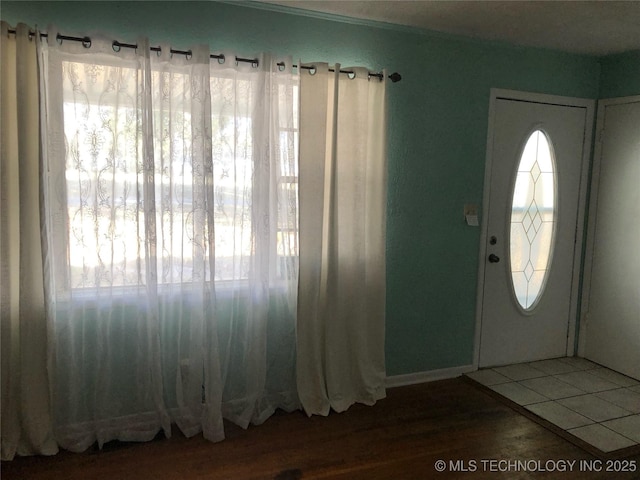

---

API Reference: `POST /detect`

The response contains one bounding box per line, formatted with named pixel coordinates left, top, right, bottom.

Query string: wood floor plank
left=2, top=378, right=639, bottom=479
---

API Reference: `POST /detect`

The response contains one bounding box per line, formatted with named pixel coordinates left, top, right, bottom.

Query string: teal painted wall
left=2, top=1, right=602, bottom=376
left=599, top=50, right=640, bottom=98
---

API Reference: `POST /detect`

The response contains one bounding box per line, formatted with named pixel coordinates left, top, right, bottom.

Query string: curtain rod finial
left=389, top=72, right=402, bottom=83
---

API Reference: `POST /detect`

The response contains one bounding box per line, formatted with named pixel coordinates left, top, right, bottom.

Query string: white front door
left=581, top=97, right=640, bottom=381
left=478, top=91, right=594, bottom=368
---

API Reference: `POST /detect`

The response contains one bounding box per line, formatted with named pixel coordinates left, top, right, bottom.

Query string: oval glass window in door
left=510, top=130, right=557, bottom=310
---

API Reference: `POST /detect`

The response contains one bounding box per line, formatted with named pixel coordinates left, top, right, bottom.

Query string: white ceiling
left=261, top=1, right=640, bottom=56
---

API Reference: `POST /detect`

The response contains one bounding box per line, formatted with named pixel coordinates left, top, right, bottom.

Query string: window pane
left=509, top=130, right=556, bottom=310
left=63, top=60, right=145, bottom=289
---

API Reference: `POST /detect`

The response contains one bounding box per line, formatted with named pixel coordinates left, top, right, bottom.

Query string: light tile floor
left=466, top=357, right=640, bottom=453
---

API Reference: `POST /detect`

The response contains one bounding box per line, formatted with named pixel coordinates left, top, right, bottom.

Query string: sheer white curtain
left=151, top=42, right=219, bottom=441
left=0, top=21, right=58, bottom=461
left=208, top=54, right=299, bottom=427
left=38, top=28, right=299, bottom=451
left=297, top=64, right=388, bottom=415
left=40, top=31, right=172, bottom=452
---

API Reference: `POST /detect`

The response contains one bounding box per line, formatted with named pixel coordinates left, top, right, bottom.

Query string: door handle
left=488, top=254, right=500, bottom=263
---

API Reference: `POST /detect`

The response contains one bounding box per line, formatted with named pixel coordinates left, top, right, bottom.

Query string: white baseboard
left=385, top=364, right=475, bottom=388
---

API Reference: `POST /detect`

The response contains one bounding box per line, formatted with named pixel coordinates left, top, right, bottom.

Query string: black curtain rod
left=7, top=28, right=402, bottom=83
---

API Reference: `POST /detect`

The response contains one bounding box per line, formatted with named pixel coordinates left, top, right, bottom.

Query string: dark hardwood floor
left=3, top=378, right=639, bottom=479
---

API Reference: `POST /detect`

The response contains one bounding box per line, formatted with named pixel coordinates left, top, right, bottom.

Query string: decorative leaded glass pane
left=510, top=130, right=556, bottom=310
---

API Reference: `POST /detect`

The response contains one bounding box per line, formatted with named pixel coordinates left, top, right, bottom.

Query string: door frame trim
left=577, top=95, right=640, bottom=357
left=473, top=89, right=595, bottom=369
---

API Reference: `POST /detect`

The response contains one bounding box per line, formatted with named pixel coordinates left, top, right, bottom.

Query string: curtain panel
left=0, top=22, right=59, bottom=461
left=38, top=29, right=299, bottom=451
left=297, top=64, right=388, bottom=416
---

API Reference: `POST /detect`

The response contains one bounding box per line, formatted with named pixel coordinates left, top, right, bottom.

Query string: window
left=509, top=129, right=557, bottom=310
left=60, top=56, right=298, bottom=291
left=63, top=60, right=146, bottom=289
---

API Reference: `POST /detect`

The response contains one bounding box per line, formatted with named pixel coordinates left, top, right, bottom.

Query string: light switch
left=464, top=204, right=479, bottom=226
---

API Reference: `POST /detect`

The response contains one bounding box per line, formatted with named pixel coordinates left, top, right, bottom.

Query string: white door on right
left=582, top=97, right=640, bottom=381
left=479, top=93, right=593, bottom=368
